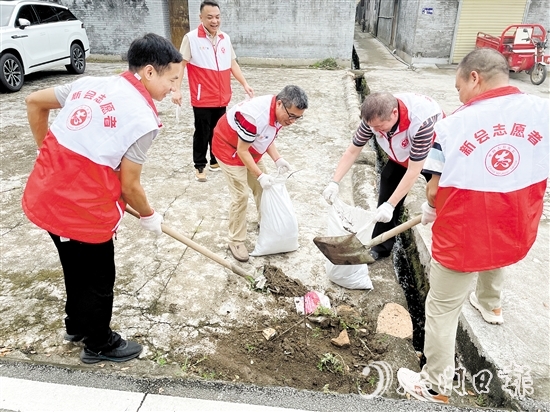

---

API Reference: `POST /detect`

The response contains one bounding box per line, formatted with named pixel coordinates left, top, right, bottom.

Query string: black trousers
left=49, top=233, right=121, bottom=352
left=192, top=106, right=227, bottom=169
left=371, top=160, right=432, bottom=257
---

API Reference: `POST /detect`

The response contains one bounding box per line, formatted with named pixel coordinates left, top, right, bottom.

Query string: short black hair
left=127, top=33, right=182, bottom=74
left=200, top=1, right=220, bottom=12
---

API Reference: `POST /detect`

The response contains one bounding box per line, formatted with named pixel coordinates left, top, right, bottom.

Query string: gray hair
left=458, top=48, right=509, bottom=81
left=276, top=85, right=308, bottom=110
left=360, top=92, right=397, bottom=122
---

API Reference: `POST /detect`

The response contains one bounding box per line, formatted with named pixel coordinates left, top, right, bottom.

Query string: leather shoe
left=228, top=242, right=249, bottom=262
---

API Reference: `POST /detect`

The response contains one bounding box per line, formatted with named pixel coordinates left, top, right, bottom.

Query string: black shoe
left=64, top=333, right=85, bottom=343
left=80, top=339, right=143, bottom=364
left=369, top=250, right=383, bottom=261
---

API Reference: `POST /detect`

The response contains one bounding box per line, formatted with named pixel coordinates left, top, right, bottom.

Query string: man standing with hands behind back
left=172, top=0, right=254, bottom=183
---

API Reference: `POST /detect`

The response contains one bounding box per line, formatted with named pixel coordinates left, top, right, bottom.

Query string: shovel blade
left=313, top=234, right=375, bottom=265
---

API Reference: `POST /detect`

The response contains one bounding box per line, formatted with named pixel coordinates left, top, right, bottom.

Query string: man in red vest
left=172, top=0, right=254, bottom=183
left=22, top=33, right=182, bottom=364
left=212, top=85, right=308, bottom=262
left=323, top=92, right=443, bottom=262
left=397, top=48, right=549, bottom=403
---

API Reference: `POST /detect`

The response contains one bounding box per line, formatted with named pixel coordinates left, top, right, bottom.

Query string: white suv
left=0, top=0, right=90, bottom=92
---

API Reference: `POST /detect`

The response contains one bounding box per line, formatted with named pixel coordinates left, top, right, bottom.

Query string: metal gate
left=451, top=0, right=528, bottom=64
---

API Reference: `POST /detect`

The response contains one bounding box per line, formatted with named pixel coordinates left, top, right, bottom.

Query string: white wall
left=188, top=0, right=356, bottom=63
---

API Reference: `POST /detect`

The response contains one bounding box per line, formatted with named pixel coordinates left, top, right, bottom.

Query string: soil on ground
left=170, top=264, right=415, bottom=398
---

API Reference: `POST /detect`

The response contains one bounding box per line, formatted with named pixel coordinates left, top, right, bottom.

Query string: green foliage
left=367, top=375, right=378, bottom=388
left=180, top=355, right=207, bottom=373
left=153, top=351, right=167, bottom=366
left=475, top=394, right=487, bottom=407
left=310, top=58, right=339, bottom=70
left=312, top=306, right=333, bottom=317
left=317, top=353, right=345, bottom=374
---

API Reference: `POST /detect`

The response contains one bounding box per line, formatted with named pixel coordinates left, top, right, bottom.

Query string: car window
left=15, top=5, right=39, bottom=26
left=33, top=5, right=59, bottom=24
left=51, top=6, right=77, bottom=22
left=0, top=4, right=16, bottom=27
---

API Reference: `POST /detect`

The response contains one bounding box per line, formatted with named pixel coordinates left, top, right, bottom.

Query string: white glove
left=372, top=202, right=395, bottom=223
left=421, top=201, right=437, bottom=225
left=140, top=210, right=163, bottom=236
left=275, top=158, right=291, bottom=174
left=257, top=173, right=275, bottom=189
left=322, top=181, right=339, bottom=205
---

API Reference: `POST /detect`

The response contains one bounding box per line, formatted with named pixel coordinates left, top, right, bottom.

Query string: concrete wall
left=364, top=0, right=377, bottom=35
left=394, top=1, right=418, bottom=59
left=50, top=0, right=170, bottom=57
left=525, top=0, right=550, bottom=31
left=411, top=0, right=458, bottom=63
left=394, top=1, right=459, bottom=65
left=188, top=0, right=356, bottom=64
left=376, top=0, right=394, bottom=46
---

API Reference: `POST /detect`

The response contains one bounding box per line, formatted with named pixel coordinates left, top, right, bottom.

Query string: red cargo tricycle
left=475, top=24, right=549, bottom=85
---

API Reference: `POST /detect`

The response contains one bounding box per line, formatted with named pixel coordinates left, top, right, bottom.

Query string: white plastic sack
left=250, top=176, right=299, bottom=256
left=325, top=197, right=374, bottom=290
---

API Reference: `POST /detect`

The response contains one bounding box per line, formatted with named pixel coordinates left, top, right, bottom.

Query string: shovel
left=313, top=215, right=422, bottom=265
left=125, top=206, right=266, bottom=286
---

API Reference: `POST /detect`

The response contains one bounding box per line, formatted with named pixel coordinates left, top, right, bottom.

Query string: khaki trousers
left=421, top=260, right=504, bottom=396
left=217, top=159, right=266, bottom=243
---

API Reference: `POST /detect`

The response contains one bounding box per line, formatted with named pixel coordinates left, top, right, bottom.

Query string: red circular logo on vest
left=221, top=46, right=226, bottom=54
left=401, top=138, right=409, bottom=148
left=67, top=105, right=92, bottom=131
left=485, top=144, right=520, bottom=176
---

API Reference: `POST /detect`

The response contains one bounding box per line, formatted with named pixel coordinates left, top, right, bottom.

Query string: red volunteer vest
left=432, top=86, right=549, bottom=272
left=186, top=25, right=232, bottom=107
left=22, top=72, right=160, bottom=243
left=212, top=96, right=281, bottom=166
left=373, top=93, right=443, bottom=167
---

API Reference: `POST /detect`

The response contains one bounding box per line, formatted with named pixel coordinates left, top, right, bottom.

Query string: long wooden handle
left=365, top=215, right=422, bottom=248
left=125, top=206, right=253, bottom=280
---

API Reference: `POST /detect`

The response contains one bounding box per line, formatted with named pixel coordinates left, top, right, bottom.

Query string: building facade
left=358, top=0, right=549, bottom=65
left=49, top=0, right=356, bottom=66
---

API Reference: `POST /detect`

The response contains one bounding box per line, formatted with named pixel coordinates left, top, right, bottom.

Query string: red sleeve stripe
left=234, top=111, right=257, bottom=142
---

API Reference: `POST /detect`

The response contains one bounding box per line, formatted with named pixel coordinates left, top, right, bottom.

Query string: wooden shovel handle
left=366, top=215, right=422, bottom=248
left=124, top=206, right=253, bottom=280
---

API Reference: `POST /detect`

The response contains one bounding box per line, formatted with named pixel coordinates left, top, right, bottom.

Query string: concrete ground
left=0, top=24, right=548, bottom=411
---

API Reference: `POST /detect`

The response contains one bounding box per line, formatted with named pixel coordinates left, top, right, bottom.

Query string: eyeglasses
left=282, top=103, right=303, bottom=121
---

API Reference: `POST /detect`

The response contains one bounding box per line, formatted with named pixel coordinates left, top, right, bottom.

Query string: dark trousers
left=49, top=233, right=121, bottom=352
left=371, top=160, right=432, bottom=257
left=192, top=106, right=226, bottom=169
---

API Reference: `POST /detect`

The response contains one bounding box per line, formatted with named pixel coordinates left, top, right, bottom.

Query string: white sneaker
left=397, top=368, right=449, bottom=404
left=469, top=292, right=503, bottom=324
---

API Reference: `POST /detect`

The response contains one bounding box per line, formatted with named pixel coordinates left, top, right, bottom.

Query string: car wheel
left=66, top=43, right=86, bottom=74
left=0, top=53, right=24, bottom=92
